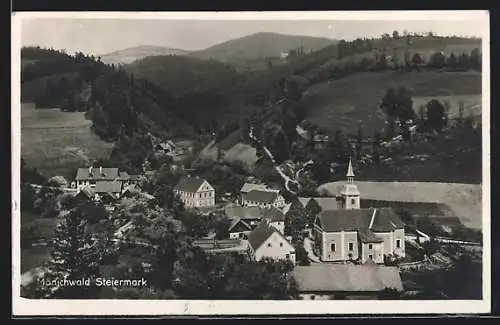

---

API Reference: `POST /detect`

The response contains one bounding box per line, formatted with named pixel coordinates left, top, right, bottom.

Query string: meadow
left=302, top=71, right=482, bottom=136
left=21, top=104, right=114, bottom=179
left=318, top=181, right=482, bottom=230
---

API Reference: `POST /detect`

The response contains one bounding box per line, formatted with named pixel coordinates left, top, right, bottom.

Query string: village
left=21, top=146, right=482, bottom=300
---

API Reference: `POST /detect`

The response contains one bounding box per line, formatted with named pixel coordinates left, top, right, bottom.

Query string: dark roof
left=316, top=208, right=404, bottom=233
left=94, top=181, right=122, bottom=193
left=310, top=197, right=339, bottom=211
left=75, top=187, right=95, bottom=199
left=228, top=218, right=252, bottom=232
left=358, top=228, right=384, bottom=243
left=262, top=206, right=285, bottom=222
left=224, top=205, right=263, bottom=220
left=247, top=222, right=278, bottom=251
left=75, top=167, right=119, bottom=181
left=244, top=190, right=278, bottom=204
left=240, top=182, right=269, bottom=193
left=174, top=177, right=206, bottom=193
left=292, top=264, right=404, bottom=293
left=129, top=175, right=139, bottom=181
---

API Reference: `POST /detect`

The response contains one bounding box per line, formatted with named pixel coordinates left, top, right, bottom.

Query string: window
left=286, top=254, right=290, bottom=259
left=267, top=243, right=272, bottom=247
left=368, top=244, right=373, bottom=249
left=396, top=239, right=401, bottom=248
left=351, top=199, right=356, bottom=205
left=368, top=254, right=373, bottom=260
left=348, top=242, right=354, bottom=251
left=330, top=243, right=336, bottom=252
left=280, top=242, right=283, bottom=247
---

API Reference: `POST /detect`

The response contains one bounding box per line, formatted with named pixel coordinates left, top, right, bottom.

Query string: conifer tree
left=41, top=197, right=103, bottom=298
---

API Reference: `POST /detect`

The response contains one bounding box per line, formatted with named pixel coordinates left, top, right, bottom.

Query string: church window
left=280, top=242, right=283, bottom=247
left=396, top=239, right=401, bottom=248
left=330, top=243, right=336, bottom=252
left=368, top=244, right=373, bottom=249
left=369, top=254, right=373, bottom=260
left=267, top=243, right=272, bottom=247
left=348, top=242, right=354, bottom=251
left=351, top=199, right=356, bottom=205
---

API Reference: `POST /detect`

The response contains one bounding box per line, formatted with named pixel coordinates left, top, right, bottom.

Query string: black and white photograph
left=12, top=11, right=490, bottom=316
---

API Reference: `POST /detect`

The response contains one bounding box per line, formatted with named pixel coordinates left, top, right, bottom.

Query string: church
left=312, top=160, right=406, bottom=264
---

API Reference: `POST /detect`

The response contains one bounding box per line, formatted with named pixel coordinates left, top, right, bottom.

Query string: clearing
left=21, top=103, right=114, bottom=178
left=302, top=71, right=481, bottom=136
left=317, top=181, right=482, bottom=230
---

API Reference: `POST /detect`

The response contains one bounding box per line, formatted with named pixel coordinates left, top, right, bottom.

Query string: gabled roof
left=75, top=167, right=119, bottom=181
left=95, top=181, right=122, bottom=193
left=292, top=264, right=404, bottom=293
left=262, top=206, right=285, bottom=222
left=224, top=204, right=263, bottom=220
left=243, top=190, right=278, bottom=204
left=228, top=218, right=252, bottom=232
left=174, top=177, right=208, bottom=193
left=240, top=182, right=269, bottom=193
left=247, top=222, right=292, bottom=251
left=316, top=208, right=404, bottom=233
left=298, top=197, right=312, bottom=208
left=75, top=187, right=95, bottom=199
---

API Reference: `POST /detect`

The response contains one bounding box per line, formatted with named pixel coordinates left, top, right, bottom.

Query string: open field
left=302, top=71, right=481, bottom=136
left=21, top=103, right=114, bottom=178
left=318, top=181, right=482, bottom=230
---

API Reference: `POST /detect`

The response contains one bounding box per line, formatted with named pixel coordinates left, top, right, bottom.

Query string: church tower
left=340, top=159, right=361, bottom=210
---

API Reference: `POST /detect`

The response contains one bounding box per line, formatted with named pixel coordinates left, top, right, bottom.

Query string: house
left=247, top=222, right=296, bottom=264
left=261, top=206, right=286, bottom=235
left=94, top=181, right=123, bottom=199
left=224, top=204, right=264, bottom=228
left=312, top=159, right=405, bottom=264
left=174, top=176, right=215, bottom=208
left=75, top=166, right=119, bottom=190
left=292, top=264, right=404, bottom=300
left=228, top=218, right=253, bottom=239
left=241, top=190, right=286, bottom=209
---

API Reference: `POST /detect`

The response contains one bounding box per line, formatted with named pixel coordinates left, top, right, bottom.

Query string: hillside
left=99, top=45, right=190, bottom=65
left=302, top=71, right=481, bottom=136
left=124, top=55, right=240, bottom=98
left=21, top=103, right=114, bottom=178
left=189, top=32, right=336, bottom=63
left=317, top=181, right=482, bottom=230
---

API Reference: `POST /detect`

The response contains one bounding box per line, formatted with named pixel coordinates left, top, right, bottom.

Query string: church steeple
left=346, top=158, right=355, bottom=183
left=340, top=158, right=360, bottom=210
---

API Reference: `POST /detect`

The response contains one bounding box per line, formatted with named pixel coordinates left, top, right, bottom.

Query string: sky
left=20, top=16, right=485, bottom=56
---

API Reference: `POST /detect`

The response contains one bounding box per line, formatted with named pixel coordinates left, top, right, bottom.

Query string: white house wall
left=255, top=232, right=296, bottom=264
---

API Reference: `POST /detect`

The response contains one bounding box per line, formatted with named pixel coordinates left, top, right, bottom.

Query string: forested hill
left=189, top=32, right=336, bottom=63
left=21, top=46, right=195, bottom=142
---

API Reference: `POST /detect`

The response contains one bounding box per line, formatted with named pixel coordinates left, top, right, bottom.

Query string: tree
left=355, top=125, right=364, bottom=160
left=39, top=197, right=103, bottom=298
left=426, top=99, right=446, bottom=133
left=295, top=245, right=311, bottom=266
left=470, top=48, right=481, bottom=71
left=214, top=217, right=231, bottom=240
left=412, top=52, right=423, bottom=72
left=285, top=200, right=308, bottom=240
left=429, top=51, right=446, bottom=69
left=380, top=88, right=398, bottom=138
left=446, top=52, right=458, bottom=70
left=392, top=30, right=400, bottom=39
left=458, top=52, right=470, bottom=70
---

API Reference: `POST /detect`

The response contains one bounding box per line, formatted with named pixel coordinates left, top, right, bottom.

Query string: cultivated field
left=302, top=71, right=481, bottom=136
left=21, top=103, right=114, bottom=178
left=318, top=181, right=482, bottom=230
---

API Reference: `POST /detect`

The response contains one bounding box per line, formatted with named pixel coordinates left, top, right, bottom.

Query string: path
left=303, top=237, right=321, bottom=263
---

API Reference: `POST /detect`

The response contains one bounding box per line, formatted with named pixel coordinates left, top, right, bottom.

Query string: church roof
left=243, top=190, right=279, bottom=204
left=316, top=208, right=404, bottom=233
left=262, top=206, right=285, bottom=222
left=174, top=176, right=207, bottom=193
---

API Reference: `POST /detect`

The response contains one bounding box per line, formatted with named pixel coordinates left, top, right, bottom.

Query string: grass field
left=318, top=181, right=482, bottom=230
left=412, top=94, right=481, bottom=118
left=302, top=71, right=481, bottom=136
left=21, top=103, right=114, bottom=178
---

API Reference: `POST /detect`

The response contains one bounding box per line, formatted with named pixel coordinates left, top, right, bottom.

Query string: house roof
left=358, top=228, right=384, bottom=243
left=75, top=167, right=119, bottom=181
left=174, top=176, right=206, bottom=193
left=292, top=264, right=404, bottom=293
left=118, top=171, right=130, bottom=180
left=240, top=182, right=269, bottom=193
left=94, top=181, right=122, bottom=193
left=243, top=190, right=278, bottom=204
left=228, top=218, right=252, bottom=232
left=262, top=206, right=285, bottom=222
left=247, top=222, right=291, bottom=251
left=224, top=204, right=263, bottom=220
left=75, top=187, right=95, bottom=199
left=316, top=208, right=404, bottom=233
